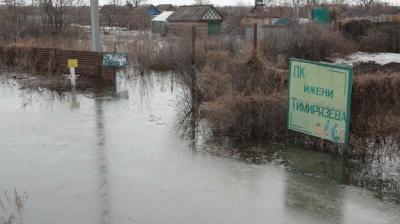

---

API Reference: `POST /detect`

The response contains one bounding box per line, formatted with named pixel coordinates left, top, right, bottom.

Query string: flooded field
left=1, top=72, right=399, bottom=224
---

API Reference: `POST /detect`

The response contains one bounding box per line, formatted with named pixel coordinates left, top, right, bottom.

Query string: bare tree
left=292, top=0, right=302, bottom=22
left=109, top=0, right=122, bottom=6
left=194, top=0, right=210, bottom=5
left=35, top=0, right=86, bottom=35
left=222, top=4, right=251, bottom=35
left=329, top=0, right=347, bottom=4
left=1, top=0, right=28, bottom=42
left=305, top=0, right=318, bottom=20
left=361, top=0, right=375, bottom=9
left=131, top=0, right=146, bottom=8
left=367, top=2, right=395, bottom=16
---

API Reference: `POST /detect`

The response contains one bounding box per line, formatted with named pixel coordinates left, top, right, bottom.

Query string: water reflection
left=284, top=172, right=345, bottom=223
left=286, top=146, right=346, bottom=184
left=347, top=138, right=400, bottom=202
left=70, top=86, right=80, bottom=109
left=95, top=97, right=110, bottom=224
left=170, top=71, right=174, bottom=92
left=283, top=146, right=345, bottom=223
left=1, top=72, right=400, bottom=224
left=119, top=68, right=155, bottom=104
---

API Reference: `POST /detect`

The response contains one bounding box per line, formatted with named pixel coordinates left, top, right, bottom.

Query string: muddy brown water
left=0, top=72, right=399, bottom=224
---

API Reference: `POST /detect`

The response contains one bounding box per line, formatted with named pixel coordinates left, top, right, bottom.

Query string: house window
left=208, top=22, right=220, bottom=36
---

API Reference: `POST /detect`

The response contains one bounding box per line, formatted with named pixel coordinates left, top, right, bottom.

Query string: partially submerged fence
left=0, top=46, right=118, bottom=81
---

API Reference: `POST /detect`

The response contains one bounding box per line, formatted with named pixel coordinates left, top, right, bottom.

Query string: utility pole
left=90, top=0, right=100, bottom=51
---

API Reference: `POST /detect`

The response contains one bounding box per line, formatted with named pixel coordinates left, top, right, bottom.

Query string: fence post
left=170, top=45, right=173, bottom=92
left=253, top=23, right=257, bottom=52
left=191, top=26, right=196, bottom=108
left=70, top=67, right=76, bottom=86
left=99, top=64, right=102, bottom=79
left=53, top=48, right=57, bottom=72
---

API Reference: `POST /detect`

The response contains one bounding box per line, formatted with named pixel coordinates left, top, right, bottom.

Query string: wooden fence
left=0, top=46, right=117, bottom=81
left=33, top=47, right=116, bottom=81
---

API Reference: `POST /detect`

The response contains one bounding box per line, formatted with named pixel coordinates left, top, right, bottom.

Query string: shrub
left=359, top=26, right=400, bottom=53
left=351, top=73, right=400, bottom=141
left=260, top=23, right=358, bottom=63
left=199, top=44, right=400, bottom=154
left=203, top=93, right=287, bottom=140
left=340, top=19, right=372, bottom=40
left=0, top=46, right=35, bottom=71
left=198, top=66, right=232, bottom=101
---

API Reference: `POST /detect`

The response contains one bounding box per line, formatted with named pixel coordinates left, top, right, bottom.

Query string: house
left=99, top=5, right=118, bottom=27
left=151, top=11, right=174, bottom=34
left=131, top=4, right=160, bottom=16
left=339, top=7, right=368, bottom=20
left=241, top=5, right=265, bottom=25
left=386, top=8, right=400, bottom=22
left=167, top=5, right=224, bottom=36
left=156, top=4, right=175, bottom=12
left=242, top=6, right=292, bottom=26
left=74, top=6, right=91, bottom=26
left=131, top=4, right=161, bottom=30
left=99, top=5, right=131, bottom=28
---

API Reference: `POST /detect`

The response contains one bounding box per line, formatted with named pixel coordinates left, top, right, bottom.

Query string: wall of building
left=168, top=22, right=209, bottom=36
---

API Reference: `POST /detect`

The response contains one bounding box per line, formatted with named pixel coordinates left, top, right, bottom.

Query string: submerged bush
left=198, top=47, right=400, bottom=153
left=199, top=53, right=288, bottom=140
left=203, top=93, right=287, bottom=140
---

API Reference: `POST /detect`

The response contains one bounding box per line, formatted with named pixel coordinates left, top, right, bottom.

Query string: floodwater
left=0, top=72, right=399, bottom=224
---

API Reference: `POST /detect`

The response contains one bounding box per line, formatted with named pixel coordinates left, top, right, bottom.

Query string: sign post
left=68, top=59, right=78, bottom=86
left=286, top=58, right=353, bottom=145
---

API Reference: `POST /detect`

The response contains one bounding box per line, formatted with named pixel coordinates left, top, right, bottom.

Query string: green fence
left=313, top=9, right=329, bottom=24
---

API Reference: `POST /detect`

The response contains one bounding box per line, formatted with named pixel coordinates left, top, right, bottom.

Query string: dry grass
left=0, top=46, right=35, bottom=72
left=0, top=189, right=28, bottom=224
left=123, top=35, right=174, bottom=73
left=199, top=53, right=288, bottom=140
left=203, top=92, right=287, bottom=141
left=198, top=41, right=400, bottom=154
left=260, top=24, right=358, bottom=63
left=351, top=73, right=400, bottom=141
